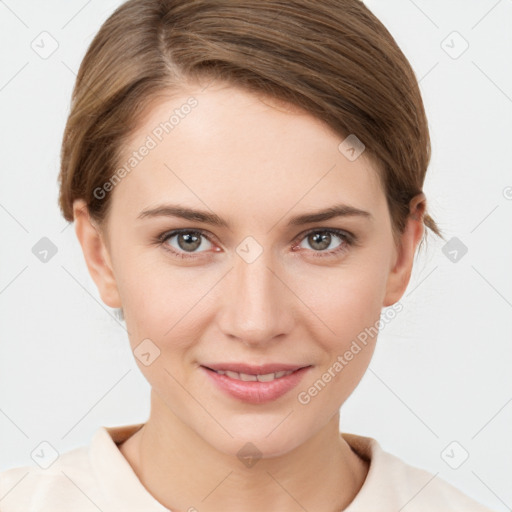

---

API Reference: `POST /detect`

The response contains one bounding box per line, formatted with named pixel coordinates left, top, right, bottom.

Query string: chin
left=194, top=415, right=306, bottom=460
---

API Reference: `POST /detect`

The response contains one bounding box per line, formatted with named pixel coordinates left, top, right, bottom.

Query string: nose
left=216, top=248, right=295, bottom=347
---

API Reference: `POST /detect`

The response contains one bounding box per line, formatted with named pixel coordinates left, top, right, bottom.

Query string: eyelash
left=153, top=228, right=356, bottom=261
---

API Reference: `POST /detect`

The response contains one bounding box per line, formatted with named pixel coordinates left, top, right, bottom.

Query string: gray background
left=0, top=1, right=511, bottom=510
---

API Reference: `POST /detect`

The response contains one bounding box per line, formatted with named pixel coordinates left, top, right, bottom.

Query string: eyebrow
left=137, top=203, right=373, bottom=228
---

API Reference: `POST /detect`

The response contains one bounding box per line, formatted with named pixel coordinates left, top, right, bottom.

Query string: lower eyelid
left=159, top=228, right=354, bottom=258
left=295, top=231, right=352, bottom=254
left=162, top=231, right=213, bottom=253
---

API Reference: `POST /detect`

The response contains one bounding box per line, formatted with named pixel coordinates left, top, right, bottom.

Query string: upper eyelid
left=160, top=227, right=353, bottom=248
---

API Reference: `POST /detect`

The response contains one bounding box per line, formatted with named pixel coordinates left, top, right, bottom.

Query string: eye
left=292, top=228, right=354, bottom=258
left=157, top=229, right=217, bottom=259
left=154, top=227, right=356, bottom=261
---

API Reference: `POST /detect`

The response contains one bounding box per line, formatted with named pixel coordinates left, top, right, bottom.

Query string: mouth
left=202, top=362, right=308, bottom=374
left=200, top=363, right=312, bottom=404
left=207, top=368, right=296, bottom=382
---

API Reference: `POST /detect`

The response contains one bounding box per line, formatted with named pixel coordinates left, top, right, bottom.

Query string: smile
left=210, top=369, right=296, bottom=382
left=201, top=365, right=311, bottom=404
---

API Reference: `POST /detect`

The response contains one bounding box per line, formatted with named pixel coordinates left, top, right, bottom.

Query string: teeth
left=239, top=372, right=258, bottom=382
left=256, top=373, right=276, bottom=382
left=214, top=369, right=295, bottom=381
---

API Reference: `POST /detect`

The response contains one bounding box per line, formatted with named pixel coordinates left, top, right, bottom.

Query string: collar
left=89, top=423, right=390, bottom=511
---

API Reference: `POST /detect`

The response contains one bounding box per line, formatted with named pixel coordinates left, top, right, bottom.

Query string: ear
left=72, top=199, right=122, bottom=309
left=382, top=193, right=426, bottom=307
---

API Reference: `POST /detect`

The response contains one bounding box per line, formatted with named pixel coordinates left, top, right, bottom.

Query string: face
left=75, top=81, right=421, bottom=458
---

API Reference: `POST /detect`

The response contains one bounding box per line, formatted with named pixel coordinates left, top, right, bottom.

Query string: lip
left=201, top=364, right=312, bottom=404
left=203, top=362, right=307, bottom=374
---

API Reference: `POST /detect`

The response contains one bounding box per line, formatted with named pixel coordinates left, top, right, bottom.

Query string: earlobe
left=382, top=193, right=426, bottom=308
left=72, top=199, right=122, bottom=309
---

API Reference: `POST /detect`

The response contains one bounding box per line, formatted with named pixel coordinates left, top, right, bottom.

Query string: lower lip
left=201, top=366, right=311, bottom=404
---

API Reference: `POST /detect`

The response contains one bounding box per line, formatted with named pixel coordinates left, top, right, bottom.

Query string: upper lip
left=202, top=362, right=310, bottom=375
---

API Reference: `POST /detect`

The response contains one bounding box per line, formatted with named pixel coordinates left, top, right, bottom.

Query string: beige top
left=0, top=423, right=495, bottom=511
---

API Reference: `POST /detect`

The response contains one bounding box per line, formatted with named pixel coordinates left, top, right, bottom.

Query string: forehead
left=109, top=83, right=386, bottom=227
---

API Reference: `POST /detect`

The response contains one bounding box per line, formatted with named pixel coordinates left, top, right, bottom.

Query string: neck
left=119, top=392, right=368, bottom=512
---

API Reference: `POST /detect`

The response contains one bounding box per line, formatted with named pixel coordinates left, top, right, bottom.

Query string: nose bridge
left=218, top=246, right=292, bottom=344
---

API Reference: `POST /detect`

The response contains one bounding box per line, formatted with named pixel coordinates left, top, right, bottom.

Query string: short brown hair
left=58, top=0, right=443, bottom=249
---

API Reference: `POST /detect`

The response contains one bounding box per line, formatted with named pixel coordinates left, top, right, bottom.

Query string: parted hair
left=58, top=0, right=443, bottom=249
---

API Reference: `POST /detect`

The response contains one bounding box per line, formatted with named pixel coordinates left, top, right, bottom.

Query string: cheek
left=115, top=254, right=216, bottom=359
left=296, top=256, right=389, bottom=346
left=294, top=271, right=384, bottom=415
left=111, top=239, right=180, bottom=318
left=290, top=255, right=389, bottom=408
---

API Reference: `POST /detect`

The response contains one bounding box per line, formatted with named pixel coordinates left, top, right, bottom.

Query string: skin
left=73, top=81, right=425, bottom=512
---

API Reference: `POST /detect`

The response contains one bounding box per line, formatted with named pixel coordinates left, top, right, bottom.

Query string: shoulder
left=0, top=423, right=164, bottom=512
left=0, top=445, right=99, bottom=512
left=342, top=433, right=496, bottom=512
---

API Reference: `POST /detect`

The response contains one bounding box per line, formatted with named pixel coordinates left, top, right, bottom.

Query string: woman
left=0, top=0, right=496, bottom=510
